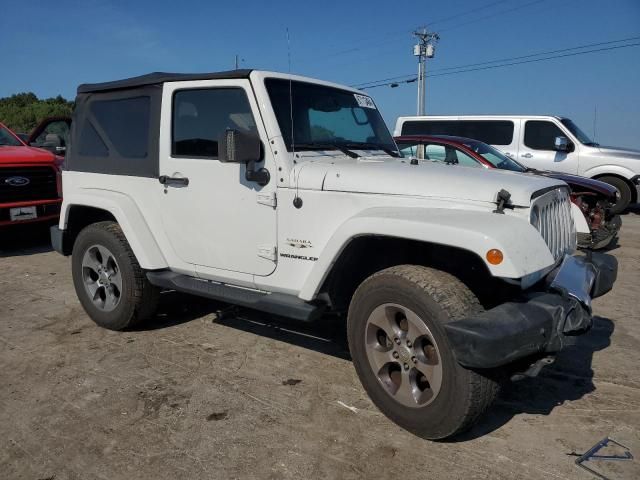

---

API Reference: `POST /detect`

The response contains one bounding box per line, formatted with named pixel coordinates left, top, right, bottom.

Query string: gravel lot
left=1, top=211, right=639, bottom=480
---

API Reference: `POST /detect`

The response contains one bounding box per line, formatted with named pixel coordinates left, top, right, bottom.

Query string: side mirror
left=38, top=133, right=66, bottom=155
left=219, top=129, right=270, bottom=186
left=554, top=136, right=570, bottom=152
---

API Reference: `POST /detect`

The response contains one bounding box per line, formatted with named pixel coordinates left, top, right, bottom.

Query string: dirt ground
left=1, top=211, right=639, bottom=480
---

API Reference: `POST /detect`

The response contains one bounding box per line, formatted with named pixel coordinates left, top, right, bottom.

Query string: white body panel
left=394, top=115, right=640, bottom=183
left=60, top=73, right=578, bottom=302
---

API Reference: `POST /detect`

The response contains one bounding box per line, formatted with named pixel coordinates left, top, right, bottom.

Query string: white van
left=394, top=115, right=640, bottom=212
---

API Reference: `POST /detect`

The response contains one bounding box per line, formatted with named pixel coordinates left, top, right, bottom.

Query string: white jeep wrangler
left=51, top=70, right=617, bottom=440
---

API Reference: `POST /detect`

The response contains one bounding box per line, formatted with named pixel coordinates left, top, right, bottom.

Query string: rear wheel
left=347, top=265, right=498, bottom=440
left=598, top=176, right=632, bottom=214
left=72, top=221, right=159, bottom=330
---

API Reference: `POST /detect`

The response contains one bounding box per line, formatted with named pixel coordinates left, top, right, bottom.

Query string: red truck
left=0, top=121, right=64, bottom=227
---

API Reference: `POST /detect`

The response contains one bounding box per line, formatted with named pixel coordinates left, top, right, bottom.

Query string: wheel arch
left=61, top=192, right=167, bottom=269
left=591, top=172, right=637, bottom=203
left=298, top=207, right=554, bottom=305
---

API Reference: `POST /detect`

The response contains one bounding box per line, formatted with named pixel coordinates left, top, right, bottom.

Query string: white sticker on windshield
left=354, top=94, right=376, bottom=109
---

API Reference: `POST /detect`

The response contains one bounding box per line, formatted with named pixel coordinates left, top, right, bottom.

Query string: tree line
left=0, top=93, right=73, bottom=134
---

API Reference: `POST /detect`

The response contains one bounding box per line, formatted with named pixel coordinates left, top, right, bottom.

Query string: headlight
left=530, top=205, right=540, bottom=231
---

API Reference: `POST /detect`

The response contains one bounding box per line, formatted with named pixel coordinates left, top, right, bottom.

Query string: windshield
left=462, top=140, right=526, bottom=172
left=560, top=118, right=597, bottom=146
left=0, top=124, right=24, bottom=147
left=265, top=78, right=397, bottom=153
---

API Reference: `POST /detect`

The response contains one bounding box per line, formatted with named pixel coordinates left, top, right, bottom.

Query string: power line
left=352, top=35, right=640, bottom=88
left=300, top=0, right=544, bottom=64
left=439, top=0, right=548, bottom=33
left=357, top=41, right=640, bottom=90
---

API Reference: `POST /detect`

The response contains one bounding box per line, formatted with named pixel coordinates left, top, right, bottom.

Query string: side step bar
left=146, top=271, right=325, bottom=322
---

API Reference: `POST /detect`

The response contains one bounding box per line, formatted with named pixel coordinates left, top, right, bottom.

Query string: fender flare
left=61, top=190, right=168, bottom=270
left=298, top=207, right=554, bottom=301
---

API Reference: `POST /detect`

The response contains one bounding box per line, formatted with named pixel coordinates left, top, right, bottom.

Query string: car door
left=27, top=117, right=72, bottom=155
left=158, top=79, right=277, bottom=277
left=518, top=119, right=578, bottom=173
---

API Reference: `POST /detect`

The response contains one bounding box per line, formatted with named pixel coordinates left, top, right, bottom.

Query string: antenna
left=287, top=28, right=303, bottom=208
left=286, top=28, right=295, bottom=154
left=593, top=105, right=598, bottom=142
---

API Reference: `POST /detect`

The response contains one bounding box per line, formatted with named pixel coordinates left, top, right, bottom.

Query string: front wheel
left=71, top=221, right=159, bottom=330
left=598, top=176, right=632, bottom=214
left=347, top=265, right=498, bottom=440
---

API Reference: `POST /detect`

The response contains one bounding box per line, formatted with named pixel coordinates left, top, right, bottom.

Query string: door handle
left=159, top=175, right=189, bottom=187
left=504, top=152, right=514, bottom=157
left=521, top=153, right=533, bottom=159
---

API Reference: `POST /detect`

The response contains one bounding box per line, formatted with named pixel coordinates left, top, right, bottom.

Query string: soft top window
left=69, top=85, right=161, bottom=178
left=90, top=96, right=150, bottom=158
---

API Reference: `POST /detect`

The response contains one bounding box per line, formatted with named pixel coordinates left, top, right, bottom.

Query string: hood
left=0, top=145, right=57, bottom=165
left=596, top=145, right=640, bottom=160
left=534, top=171, right=617, bottom=198
left=294, top=154, right=566, bottom=207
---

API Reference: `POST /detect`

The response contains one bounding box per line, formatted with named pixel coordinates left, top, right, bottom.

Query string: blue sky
left=2, top=0, right=640, bottom=148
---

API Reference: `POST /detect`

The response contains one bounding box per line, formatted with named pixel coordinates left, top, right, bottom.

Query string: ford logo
left=4, top=176, right=30, bottom=187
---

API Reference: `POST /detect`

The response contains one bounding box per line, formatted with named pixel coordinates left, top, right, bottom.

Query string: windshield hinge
left=257, top=245, right=277, bottom=262
left=257, top=191, right=277, bottom=208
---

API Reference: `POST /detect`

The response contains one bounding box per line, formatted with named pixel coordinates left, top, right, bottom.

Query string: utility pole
left=235, top=54, right=239, bottom=70
left=413, top=28, right=439, bottom=116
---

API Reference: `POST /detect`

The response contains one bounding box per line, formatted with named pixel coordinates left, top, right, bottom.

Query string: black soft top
left=77, top=69, right=253, bottom=93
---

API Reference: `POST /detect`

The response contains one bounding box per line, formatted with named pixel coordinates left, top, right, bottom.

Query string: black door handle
left=159, top=175, right=189, bottom=187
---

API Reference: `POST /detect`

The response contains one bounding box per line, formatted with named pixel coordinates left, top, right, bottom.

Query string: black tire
left=72, top=221, right=159, bottom=330
left=347, top=265, right=499, bottom=440
left=598, top=176, right=632, bottom=214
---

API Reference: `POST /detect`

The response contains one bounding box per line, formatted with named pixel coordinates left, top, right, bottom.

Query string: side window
left=424, top=144, right=447, bottom=161
left=33, top=121, right=70, bottom=147
left=172, top=88, right=256, bottom=158
left=524, top=121, right=565, bottom=150
left=91, top=97, right=150, bottom=158
left=453, top=149, right=481, bottom=168
left=461, top=121, right=514, bottom=146
left=397, top=143, right=419, bottom=157
left=402, top=121, right=458, bottom=136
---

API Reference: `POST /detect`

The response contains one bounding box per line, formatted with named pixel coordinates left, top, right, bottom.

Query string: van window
left=524, top=121, right=565, bottom=150
left=172, top=88, right=256, bottom=158
left=401, top=120, right=514, bottom=145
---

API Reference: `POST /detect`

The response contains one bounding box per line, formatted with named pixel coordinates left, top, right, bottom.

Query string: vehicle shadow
left=144, top=292, right=614, bottom=440
left=0, top=224, right=53, bottom=257
left=454, top=315, right=614, bottom=442
left=136, top=291, right=351, bottom=358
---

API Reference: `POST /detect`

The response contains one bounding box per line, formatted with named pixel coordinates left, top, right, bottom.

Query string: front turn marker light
left=486, top=249, right=504, bottom=265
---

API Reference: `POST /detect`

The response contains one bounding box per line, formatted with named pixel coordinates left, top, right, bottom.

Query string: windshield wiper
left=293, top=142, right=360, bottom=158
left=343, top=142, right=401, bottom=158
left=584, top=142, right=600, bottom=147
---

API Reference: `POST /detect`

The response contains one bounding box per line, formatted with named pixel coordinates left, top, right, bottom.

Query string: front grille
left=531, top=188, right=576, bottom=260
left=0, top=166, right=59, bottom=203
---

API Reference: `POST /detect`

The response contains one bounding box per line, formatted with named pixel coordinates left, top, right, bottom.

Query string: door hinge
left=257, top=245, right=277, bottom=262
left=257, top=191, right=277, bottom=208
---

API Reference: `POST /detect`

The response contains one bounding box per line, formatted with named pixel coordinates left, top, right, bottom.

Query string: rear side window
left=89, top=97, right=150, bottom=158
left=172, top=88, right=256, bottom=158
left=524, top=121, right=564, bottom=150
left=69, top=86, right=160, bottom=178
left=401, top=120, right=514, bottom=145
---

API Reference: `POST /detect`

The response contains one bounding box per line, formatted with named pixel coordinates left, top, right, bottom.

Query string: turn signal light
left=486, top=249, right=504, bottom=265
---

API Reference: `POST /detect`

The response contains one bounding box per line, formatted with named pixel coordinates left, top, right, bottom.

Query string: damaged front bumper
left=444, top=251, right=617, bottom=369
